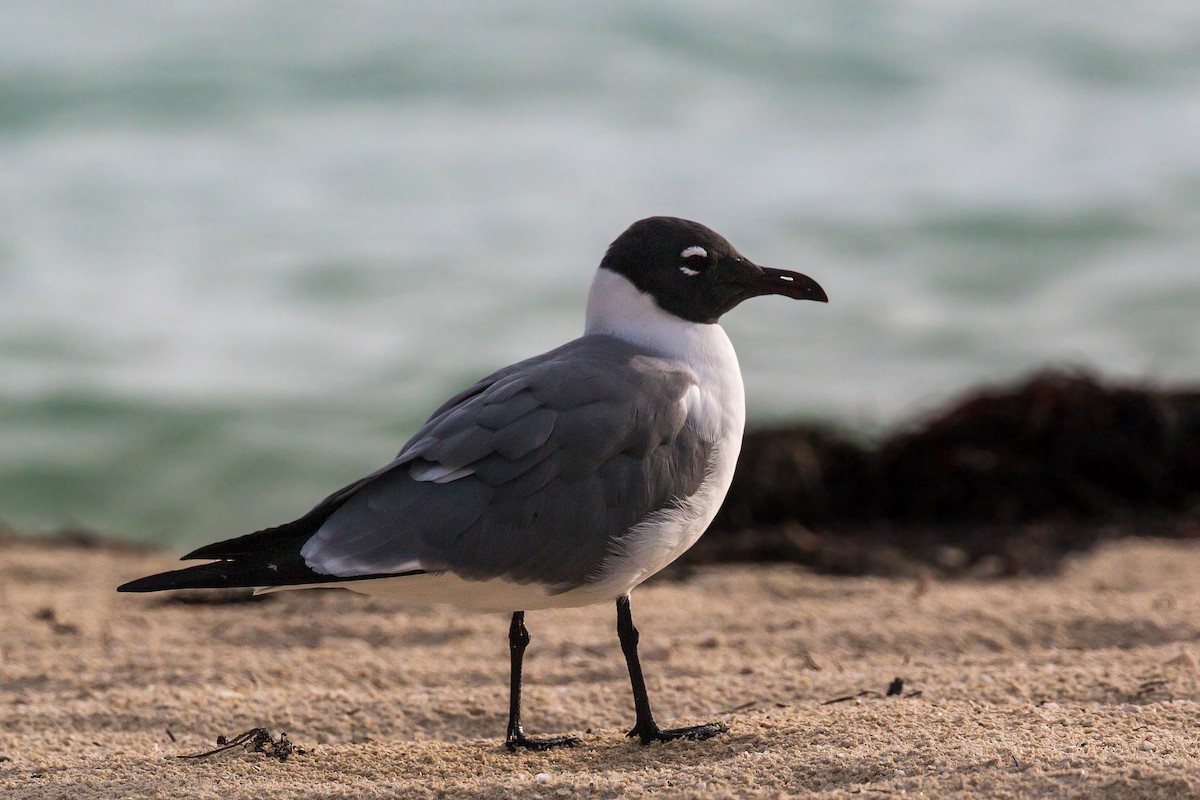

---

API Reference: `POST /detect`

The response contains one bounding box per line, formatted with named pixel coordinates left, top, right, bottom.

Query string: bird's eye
left=679, top=246, right=707, bottom=276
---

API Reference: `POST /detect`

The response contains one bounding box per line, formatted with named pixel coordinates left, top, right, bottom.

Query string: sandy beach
left=3, top=536, right=1199, bottom=799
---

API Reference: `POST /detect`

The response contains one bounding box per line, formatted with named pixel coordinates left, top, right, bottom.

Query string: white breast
left=573, top=268, right=747, bottom=601
left=584, top=268, right=746, bottom=442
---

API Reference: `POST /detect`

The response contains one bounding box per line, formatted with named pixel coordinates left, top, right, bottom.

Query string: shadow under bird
left=119, top=216, right=827, bottom=749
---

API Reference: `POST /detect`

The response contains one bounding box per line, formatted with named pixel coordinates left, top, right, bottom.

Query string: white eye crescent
left=679, top=246, right=706, bottom=276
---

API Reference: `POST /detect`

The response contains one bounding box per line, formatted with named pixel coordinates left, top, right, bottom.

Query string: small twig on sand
left=821, top=691, right=882, bottom=705
left=824, top=678, right=918, bottom=705
left=177, top=728, right=305, bottom=762
left=716, top=699, right=758, bottom=714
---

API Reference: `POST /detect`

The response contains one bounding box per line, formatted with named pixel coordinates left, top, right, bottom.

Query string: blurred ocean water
left=1, top=1, right=1198, bottom=546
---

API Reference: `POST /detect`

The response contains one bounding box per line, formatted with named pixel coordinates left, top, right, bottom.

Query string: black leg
left=504, top=611, right=580, bottom=751
left=616, top=594, right=727, bottom=745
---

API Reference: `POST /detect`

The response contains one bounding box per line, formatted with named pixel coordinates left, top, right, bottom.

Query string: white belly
left=563, top=438, right=741, bottom=606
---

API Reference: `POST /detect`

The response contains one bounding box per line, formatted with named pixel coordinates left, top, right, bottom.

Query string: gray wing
left=298, top=335, right=712, bottom=591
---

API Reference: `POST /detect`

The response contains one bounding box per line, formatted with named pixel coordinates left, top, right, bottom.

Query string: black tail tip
left=116, top=577, right=159, bottom=593
left=117, top=572, right=188, bottom=593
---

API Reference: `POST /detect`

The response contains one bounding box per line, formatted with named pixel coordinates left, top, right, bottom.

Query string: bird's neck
left=584, top=267, right=746, bottom=441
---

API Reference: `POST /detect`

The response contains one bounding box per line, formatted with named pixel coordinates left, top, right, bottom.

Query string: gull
left=119, top=216, right=827, bottom=749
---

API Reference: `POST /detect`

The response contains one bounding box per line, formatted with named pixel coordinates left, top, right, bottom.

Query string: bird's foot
left=505, top=731, right=581, bottom=752
left=627, top=721, right=728, bottom=745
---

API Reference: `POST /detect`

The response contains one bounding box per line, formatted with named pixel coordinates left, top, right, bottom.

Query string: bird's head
left=597, top=217, right=827, bottom=324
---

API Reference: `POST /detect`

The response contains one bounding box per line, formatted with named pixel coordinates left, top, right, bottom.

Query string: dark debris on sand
left=692, top=369, right=1200, bottom=577
left=177, top=728, right=305, bottom=762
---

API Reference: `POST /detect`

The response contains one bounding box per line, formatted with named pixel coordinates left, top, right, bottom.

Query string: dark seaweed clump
left=692, top=369, right=1200, bottom=576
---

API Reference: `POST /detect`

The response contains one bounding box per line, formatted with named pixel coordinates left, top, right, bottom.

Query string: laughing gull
left=119, top=216, right=827, bottom=749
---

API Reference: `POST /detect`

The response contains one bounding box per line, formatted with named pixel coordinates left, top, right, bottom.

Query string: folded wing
left=300, top=335, right=710, bottom=591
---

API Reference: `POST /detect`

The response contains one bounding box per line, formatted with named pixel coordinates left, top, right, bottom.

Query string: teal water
left=2, top=1, right=1199, bottom=546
